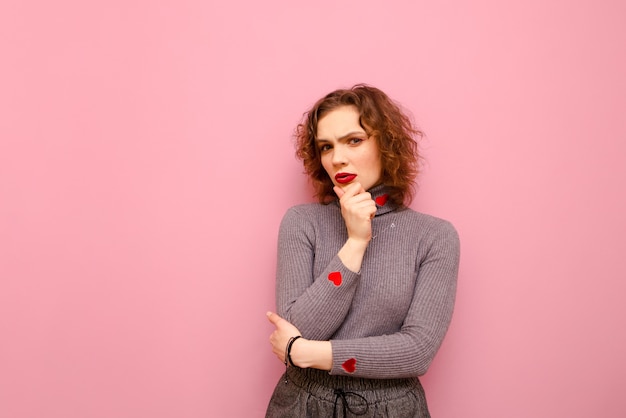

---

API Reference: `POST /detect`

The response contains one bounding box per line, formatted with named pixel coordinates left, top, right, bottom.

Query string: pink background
left=1, top=1, right=625, bottom=417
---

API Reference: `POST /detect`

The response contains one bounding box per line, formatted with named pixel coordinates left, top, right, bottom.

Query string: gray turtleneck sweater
left=276, top=185, right=460, bottom=379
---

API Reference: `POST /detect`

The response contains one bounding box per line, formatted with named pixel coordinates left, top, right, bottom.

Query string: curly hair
left=294, top=84, right=422, bottom=206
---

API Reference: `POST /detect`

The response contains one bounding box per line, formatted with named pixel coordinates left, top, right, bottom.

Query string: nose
left=331, top=145, right=347, bottom=166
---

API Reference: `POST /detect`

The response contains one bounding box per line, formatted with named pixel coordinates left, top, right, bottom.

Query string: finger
left=266, top=311, right=283, bottom=326
left=361, top=205, right=377, bottom=220
left=352, top=199, right=376, bottom=219
left=333, top=186, right=345, bottom=198
left=338, top=182, right=363, bottom=200
left=349, top=192, right=373, bottom=204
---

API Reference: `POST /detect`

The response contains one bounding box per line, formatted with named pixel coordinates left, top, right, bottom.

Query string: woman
left=266, top=84, right=460, bottom=417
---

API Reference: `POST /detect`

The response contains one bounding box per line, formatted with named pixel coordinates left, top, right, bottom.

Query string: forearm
left=329, top=331, right=443, bottom=379
left=284, top=327, right=446, bottom=377
left=278, top=255, right=361, bottom=340
left=279, top=238, right=369, bottom=338
left=276, top=208, right=370, bottom=339
left=285, top=331, right=438, bottom=377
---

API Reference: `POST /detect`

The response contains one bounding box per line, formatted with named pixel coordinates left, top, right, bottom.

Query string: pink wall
left=1, top=1, right=625, bottom=417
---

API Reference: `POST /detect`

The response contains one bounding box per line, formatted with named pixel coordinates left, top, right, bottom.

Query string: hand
left=334, top=182, right=376, bottom=243
left=266, top=311, right=302, bottom=364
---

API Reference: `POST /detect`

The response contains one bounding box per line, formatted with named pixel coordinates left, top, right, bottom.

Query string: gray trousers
left=266, top=367, right=430, bottom=418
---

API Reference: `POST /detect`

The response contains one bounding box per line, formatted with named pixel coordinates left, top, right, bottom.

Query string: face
left=315, top=105, right=383, bottom=192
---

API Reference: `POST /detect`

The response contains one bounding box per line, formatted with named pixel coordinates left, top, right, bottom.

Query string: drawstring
left=333, top=388, right=369, bottom=418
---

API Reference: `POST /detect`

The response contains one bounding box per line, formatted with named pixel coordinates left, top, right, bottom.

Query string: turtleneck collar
left=333, top=183, right=399, bottom=217
left=369, top=183, right=399, bottom=216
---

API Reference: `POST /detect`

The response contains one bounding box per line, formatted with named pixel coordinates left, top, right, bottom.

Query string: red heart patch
left=342, top=358, right=356, bottom=373
left=328, top=271, right=342, bottom=286
left=375, top=194, right=388, bottom=206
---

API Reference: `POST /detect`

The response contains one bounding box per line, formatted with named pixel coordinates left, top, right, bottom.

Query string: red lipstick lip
left=335, top=172, right=357, bottom=184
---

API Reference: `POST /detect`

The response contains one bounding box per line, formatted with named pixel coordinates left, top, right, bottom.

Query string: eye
left=349, top=137, right=364, bottom=145
left=319, top=144, right=332, bottom=152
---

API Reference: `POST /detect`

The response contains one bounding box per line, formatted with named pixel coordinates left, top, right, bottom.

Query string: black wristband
left=286, top=335, right=302, bottom=367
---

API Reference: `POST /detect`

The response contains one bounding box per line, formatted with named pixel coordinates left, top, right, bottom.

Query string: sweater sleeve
left=275, top=207, right=361, bottom=340
left=329, top=220, right=460, bottom=378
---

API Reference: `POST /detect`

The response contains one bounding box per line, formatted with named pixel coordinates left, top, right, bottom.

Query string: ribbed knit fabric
left=275, top=184, right=460, bottom=379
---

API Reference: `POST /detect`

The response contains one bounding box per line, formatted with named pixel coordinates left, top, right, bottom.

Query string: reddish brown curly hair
left=295, top=84, right=422, bottom=206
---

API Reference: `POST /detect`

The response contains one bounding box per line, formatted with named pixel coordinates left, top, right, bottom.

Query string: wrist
left=288, top=337, right=305, bottom=368
left=338, top=238, right=369, bottom=273
left=346, top=236, right=370, bottom=250
left=286, top=335, right=301, bottom=367
left=291, top=339, right=332, bottom=371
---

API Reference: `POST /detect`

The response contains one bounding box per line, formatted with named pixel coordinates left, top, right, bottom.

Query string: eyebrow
left=315, top=131, right=367, bottom=143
